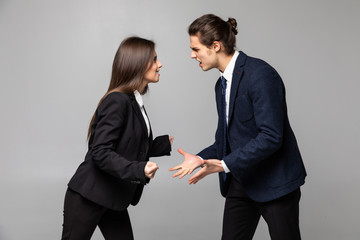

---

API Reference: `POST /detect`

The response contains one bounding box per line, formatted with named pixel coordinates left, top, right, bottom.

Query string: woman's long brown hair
left=87, top=37, right=155, bottom=140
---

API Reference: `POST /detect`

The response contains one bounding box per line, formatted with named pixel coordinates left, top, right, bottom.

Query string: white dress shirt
left=134, top=90, right=150, bottom=137
left=220, top=51, right=239, bottom=173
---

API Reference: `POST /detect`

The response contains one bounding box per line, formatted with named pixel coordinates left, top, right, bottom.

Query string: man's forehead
left=190, top=36, right=202, bottom=47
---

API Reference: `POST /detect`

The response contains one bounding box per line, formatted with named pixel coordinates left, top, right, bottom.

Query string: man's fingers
left=189, top=179, right=197, bottom=184
left=169, top=165, right=181, bottom=171
left=189, top=177, right=198, bottom=184
left=189, top=168, right=206, bottom=183
left=172, top=168, right=192, bottom=178
left=177, top=148, right=186, bottom=156
left=172, top=169, right=184, bottom=178
left=189, top=177, right=200, bottom=184
left=179, top=169, right=191, bottom=179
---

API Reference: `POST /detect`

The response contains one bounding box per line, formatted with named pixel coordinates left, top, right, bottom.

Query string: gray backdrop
left=1, top=0, right=359, bottom=239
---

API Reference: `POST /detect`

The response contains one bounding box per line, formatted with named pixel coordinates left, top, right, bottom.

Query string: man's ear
left=212, top=41, right=221, bottom=53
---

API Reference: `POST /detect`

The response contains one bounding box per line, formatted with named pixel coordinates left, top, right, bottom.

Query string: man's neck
left=217, top=52, right=235, bottom=73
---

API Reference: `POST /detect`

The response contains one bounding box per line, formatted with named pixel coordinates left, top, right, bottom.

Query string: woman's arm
left=149, top=135, right=172, bottom=157
left=90, top=93, right=148, bottom=184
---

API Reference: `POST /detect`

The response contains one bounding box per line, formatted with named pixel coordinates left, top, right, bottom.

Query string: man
left=170, top=14, right=307, bottom=240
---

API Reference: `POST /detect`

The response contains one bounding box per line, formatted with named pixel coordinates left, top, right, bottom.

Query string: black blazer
left=198, top=51, right=306, bottom=202
left=68, top=92, right=171, bottom=211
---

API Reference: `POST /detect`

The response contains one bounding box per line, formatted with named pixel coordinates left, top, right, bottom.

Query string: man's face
left=190, top=35, right=218, bottom=71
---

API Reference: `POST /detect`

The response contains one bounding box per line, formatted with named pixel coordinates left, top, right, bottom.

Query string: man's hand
left=145, top=161, right=159, bottom=179
left=188, top=159, right=224, bottom=184
left=169, top=148, right=204, bottom=178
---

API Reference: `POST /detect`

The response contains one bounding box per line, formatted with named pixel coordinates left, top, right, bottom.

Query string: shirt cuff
left=196, top=156, right=205, bottom=168
left=221, top=160, right=230, bottom=173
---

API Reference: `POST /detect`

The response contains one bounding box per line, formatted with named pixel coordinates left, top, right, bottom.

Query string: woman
left=61, top=36, right=173, bottom=240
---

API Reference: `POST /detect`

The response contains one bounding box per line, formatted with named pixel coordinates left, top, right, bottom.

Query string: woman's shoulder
left=104, top=91, right=132, bottom=103
left=98, top=91, right=132, bottom=112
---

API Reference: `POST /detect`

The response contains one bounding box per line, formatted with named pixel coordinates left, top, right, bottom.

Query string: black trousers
left=222, top=178, right=301, bottom=240
left=61, top=188, right=134, bottom=240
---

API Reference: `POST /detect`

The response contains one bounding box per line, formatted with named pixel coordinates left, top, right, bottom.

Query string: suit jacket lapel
left=228, top=51, right=247, bottom=125
left=129, top=93, right=150, bottom=138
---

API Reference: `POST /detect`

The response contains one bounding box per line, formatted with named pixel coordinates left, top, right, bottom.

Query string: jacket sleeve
left=224, top=65, right=285, bottom=178
left=197, top=142, right=218, bottom=159
left=149, top=135, right=171, bottom=157
left=90, top=93, right=147, bottom=184
left=197, top=80, right=221, bottom=160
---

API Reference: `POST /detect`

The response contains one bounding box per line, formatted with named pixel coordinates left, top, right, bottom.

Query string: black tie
left=221, top=76, right=227, bottom=158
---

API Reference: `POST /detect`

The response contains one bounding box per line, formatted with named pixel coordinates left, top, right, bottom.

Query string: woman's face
left=143, top=51, right=162, bottom=84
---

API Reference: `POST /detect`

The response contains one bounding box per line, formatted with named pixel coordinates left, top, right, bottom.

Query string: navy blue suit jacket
left=198, top=51, right=306, bottom=202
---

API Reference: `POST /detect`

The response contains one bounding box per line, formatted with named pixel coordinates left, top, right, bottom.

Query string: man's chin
left=200, top=65, right=208, bottom=71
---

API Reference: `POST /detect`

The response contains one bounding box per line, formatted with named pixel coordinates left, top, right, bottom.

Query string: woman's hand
left=144, top=161, right=159, bottom=179
left=169, top=136, right=174, bottom=145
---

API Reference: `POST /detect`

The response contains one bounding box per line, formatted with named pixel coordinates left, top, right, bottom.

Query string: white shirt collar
left=134, top=90, right=144, bottom=108
left=134, top=90, right=151, bottom=136
left=220, top=51, right=239, bottom=82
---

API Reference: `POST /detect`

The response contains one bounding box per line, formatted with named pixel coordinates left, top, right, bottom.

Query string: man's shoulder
left=239, top=51, right=272, bottom=69
left=238, top=52, right=278, bottom=76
